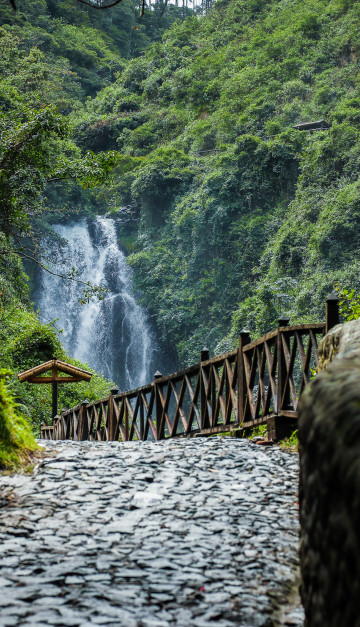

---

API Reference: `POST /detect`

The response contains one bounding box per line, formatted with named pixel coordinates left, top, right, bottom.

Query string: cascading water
left=35, top=217, right=157, bottom=390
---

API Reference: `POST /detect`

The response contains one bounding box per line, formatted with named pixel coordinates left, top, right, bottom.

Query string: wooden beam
left=52, top=380, right=58, bottom=420
left=18, top=358, right=92, bottom=382
left=26, top=376, right=84, bottom=383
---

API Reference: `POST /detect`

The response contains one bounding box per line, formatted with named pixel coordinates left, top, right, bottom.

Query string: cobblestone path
left=0, top=438, right=303, bottom=627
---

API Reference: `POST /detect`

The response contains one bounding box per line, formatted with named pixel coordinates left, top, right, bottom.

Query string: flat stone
left=0, top=438, right=303, bottom=625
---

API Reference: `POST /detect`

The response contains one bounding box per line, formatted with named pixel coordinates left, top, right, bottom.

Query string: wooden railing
left=40, top=296, right=340, bottom=442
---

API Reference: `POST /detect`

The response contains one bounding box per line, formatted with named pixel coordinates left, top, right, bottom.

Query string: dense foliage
left=0, top=246, right=115, bottom=437
left=335, top=285, right=360, bottom=322
left=0, top=0, right=197, bottom=455
left=0, top=0, right=129, bottom=447
left=0, top=369, right=38, bottom=470
left=0, top=0, right=194, bottom=101
left=2, top=0, right=360, bottom=457
left=72, top=0, right=360, bottom=364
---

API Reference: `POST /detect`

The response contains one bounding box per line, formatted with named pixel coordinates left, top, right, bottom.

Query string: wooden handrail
left=40, top=309, right=334, bottom=442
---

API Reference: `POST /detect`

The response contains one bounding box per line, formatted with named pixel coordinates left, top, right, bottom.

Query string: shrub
left=0, top=370, right=38, bottom=470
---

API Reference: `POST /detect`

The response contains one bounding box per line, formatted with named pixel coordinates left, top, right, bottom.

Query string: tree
left=0, top=28, right=119, bottom=301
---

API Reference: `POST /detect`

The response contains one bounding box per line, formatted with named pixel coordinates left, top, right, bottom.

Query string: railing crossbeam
left=40, top=298, right=335, bottom=443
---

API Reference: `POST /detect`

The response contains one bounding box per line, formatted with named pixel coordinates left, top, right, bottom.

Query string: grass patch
left=280, top=429, right=299, bottom=452
left=246, top=424, right=268, bottom=439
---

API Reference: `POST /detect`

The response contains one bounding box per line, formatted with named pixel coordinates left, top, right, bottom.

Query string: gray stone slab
left=0, top=438, right=304, bottom=626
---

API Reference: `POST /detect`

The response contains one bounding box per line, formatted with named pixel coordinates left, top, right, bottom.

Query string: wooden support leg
left=52, top=381, right=58, bottom=421
left=267, top=416, right=298, bottom=442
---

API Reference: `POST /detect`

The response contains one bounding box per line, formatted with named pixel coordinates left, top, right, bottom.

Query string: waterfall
left=35, top=217, right=157, bottom=390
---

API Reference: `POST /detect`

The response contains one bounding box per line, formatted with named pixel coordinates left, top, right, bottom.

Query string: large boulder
left=299, top=318, right=360, bottom=627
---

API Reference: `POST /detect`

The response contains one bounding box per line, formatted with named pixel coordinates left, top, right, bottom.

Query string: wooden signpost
left=18, top=358, right=92, bottom=419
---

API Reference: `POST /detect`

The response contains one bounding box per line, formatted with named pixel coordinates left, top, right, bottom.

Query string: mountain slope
left=77, top=0, right=360, bottom=363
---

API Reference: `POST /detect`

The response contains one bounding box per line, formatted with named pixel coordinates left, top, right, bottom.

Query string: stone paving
left=0, top=437, right=303, bottom=627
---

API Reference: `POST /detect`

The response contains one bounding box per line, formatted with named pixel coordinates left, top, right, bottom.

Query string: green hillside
left=75, top=0, right=360, bottom=364
left=1, top=0, right=360, bottom=456
left=0, top=0, right=197, bottom=458
left=0, top=0, right=194, bottom=101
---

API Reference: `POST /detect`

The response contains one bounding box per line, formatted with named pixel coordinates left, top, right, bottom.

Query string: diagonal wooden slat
left=295, top=332, right=310, bottom=400
left=225, top=357, right=238, bottom=423
left=158, top=383, right=173, bottom=437
left=243, top=349, right=257, bottom=420
left=299, top=331, right=316, bottom=398
left=129, top=394, right=140, bottom=441
left=264, top=339, right=277, bottom=415
left=143, top=386, right=157, bottom=441
left=125, top=397, right=135, bottom=441
left=140, top=391, right=151, bottom=440
left=185, top=374, right=200, bottom=432
left=310, top=329, right=320, bottom=366
left=170, top=379, right=188, bottom=435
left=139, top=394, right=145, bottom=441
left=201, top=367, right=212, bottom=427
left=281, top=332, right=298, bottom=410
left=256, top=345, right=267, bottom=417
left=212, top=363, right=226, bottom=425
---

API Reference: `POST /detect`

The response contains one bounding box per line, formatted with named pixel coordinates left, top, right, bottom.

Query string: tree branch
left=0, top=248, right=107, bottom=298
left=8, top=0, right=148, bottom=16
left=9, top=0, right=126, bottom=8
left=76, top=0, right=124, bottom=8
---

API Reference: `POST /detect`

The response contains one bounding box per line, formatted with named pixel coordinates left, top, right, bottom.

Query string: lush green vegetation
left=0, top=0, right=125, bottom=457
left=72, top=0, right=360, bottom=365
left=0, top=369, right=38, bottom=470
left=0, top=0, right=197, bottom=465
left=0, top=246, right=115, bottom=436
left=0, top=0, right=194, bottom=102
left=2, top=0, right=360, bottom=464
left=335, top=284, right=360, bottom=321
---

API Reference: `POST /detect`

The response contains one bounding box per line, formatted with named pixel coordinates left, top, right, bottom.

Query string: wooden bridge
left=40, top=296, right=339, bottom=442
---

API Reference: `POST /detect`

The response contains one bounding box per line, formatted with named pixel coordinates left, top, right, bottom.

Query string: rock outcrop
left=299, top=318, right=360, bottom=627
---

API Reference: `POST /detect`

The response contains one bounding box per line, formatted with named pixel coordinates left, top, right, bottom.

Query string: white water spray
left=36, top=217, right=156, bottom=390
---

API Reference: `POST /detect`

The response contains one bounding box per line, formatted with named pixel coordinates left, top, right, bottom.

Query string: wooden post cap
left=81, top=399, right=89, bottom=405
left=239, top=330, right=251, bottom=345
left=110, top=386, right=120, bottom=395
left=326, top=292, right=340, bottom=303
left=201, top=347, right=209, bottom=361
left=154, top=371, right=162, bottom=380
left=326, top=292, right=340, bottom=333
left=278, top=315, right=290, bottom=327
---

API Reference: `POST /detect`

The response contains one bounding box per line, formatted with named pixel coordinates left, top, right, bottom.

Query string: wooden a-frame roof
left=18, top=359, right=92, bottom=384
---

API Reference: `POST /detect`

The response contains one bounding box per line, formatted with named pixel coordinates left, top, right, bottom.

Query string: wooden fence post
left=79, top=400, right=89, bottom=441
left=238, top=330, right=251, bottom=425
left=277, top=315, right=290, bottom=413
left=53, top=415, right=59, bottom=439
left=108, top=386, right=119, bottom=441
left=326, top=293, right=340, bottom=334
left=139, top=396, right=145, bottom=441
left=61, top=408, right=68, bottom=440
left=154, top=371, right=163, bottom=440
left=200, top=347, right=210, bottom=430
left=51, top=380, right=58, bottom=421
left=268, top=315, right=296, bottom=441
